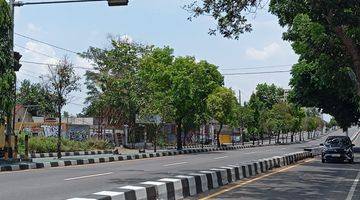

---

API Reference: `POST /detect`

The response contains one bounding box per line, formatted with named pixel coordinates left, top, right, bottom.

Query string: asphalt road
left=0, top=128, right=358, bottom=200
left=195, top=154, right=360, bottom=200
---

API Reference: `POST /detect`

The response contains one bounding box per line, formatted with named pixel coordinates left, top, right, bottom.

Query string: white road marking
left=213, top=156, right=229, bottom=160
left=281, top=148, right=287, bottom=150
left=244, top=152, right=257, bottom=155
left=346, top=171, right=360, bottom=200
left=94, top=191, right=124, bottom=197
left=163, top=162, right=188, bottom=167
left=64, top=172, right=113, bottom=181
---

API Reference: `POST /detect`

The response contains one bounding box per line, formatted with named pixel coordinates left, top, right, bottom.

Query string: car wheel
left=349, top=158, right=354, bottom=164
left=322, top=158, right=325, bottom=163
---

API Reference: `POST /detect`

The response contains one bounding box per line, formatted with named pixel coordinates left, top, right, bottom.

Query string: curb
left=27, top=150, right=114, bottom=159
left=1, top=144, right=257, bottom=172
left=0, top=135, right=325, bottom=173
left=66, top=151, right=313, bottom=200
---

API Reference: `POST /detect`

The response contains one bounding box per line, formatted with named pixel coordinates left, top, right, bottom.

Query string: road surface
left=0, top=128, right=357, bottom=200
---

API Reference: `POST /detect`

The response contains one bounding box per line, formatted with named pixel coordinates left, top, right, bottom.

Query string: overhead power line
left=15, top=43, right=58, bottom=60
left=219, top=64, right=293, bottom=71
left=15, top=32, right=79, bottom=54
left=21, top=60, right=94, bottom=70
left=222, top=70, right=291, bottom=76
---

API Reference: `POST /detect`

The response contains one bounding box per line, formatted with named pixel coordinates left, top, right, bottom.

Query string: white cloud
left=27, top=23, right=41, bottom=34
left=245, top=42, right=282, bottom=60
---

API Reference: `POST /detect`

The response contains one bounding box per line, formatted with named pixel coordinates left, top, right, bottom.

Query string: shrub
left=20, top=135, right=112, bottom=154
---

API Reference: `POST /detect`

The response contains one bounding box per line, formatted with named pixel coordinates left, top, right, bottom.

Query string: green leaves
left=206, top=86, right=238, bottom=128
left=17, top=80, right=57, bottom=117
left=0, top=0, right=14, bottom=124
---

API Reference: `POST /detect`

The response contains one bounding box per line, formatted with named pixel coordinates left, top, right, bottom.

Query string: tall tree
left=82, top=39, right=152, bottom=140
left=206, top=86, right=238, bottom=147
left=42, top=58, right=80, bottom=158
left=0, top=0, right=14, bottom=125
left=248, top=83, right=284, bottom=144
left=187, top=0, right=360, bottom=130
left=17, top=79, right=57, bottom=117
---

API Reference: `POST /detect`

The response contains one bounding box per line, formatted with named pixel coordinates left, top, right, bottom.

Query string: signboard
left=135, top=114, right=162, bottom=125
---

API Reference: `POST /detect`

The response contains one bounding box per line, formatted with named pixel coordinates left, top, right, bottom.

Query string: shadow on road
left=209, top=155, right=360, bottom=200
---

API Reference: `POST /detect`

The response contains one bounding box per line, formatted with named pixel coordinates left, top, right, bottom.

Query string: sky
left=13, top=0, right=299, bottom=116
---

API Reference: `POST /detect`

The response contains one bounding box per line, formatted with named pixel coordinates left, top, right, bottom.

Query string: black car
left=320, top=136, right=355, bottom=163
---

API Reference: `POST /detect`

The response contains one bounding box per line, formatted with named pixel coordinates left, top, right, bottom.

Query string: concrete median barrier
left=67, top=151, right=313, bottom=200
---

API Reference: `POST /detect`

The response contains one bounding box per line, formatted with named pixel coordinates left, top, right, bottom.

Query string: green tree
left=187, top=0, right=360, bottom=131
left=42, top=58, right=80, bottom=158
left=327, top=117, right=338, bottom=130
left=288, top=104, right=305, bottom=142
left=270, top=102, right=293, bottom=143
left=81, top=39, right=152, bottom=143
left=0, top=0, right=14, bottom=125
left=17, top=79, right=57, bottom=117
left=248, top=83, right=284, bottom=144
left=167, top=56, right=223, bottom=149
left=206, top=86, right=238, bottom=147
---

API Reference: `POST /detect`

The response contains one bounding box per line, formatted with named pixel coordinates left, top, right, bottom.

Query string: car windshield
left=325, top=137, right=349, bottom=147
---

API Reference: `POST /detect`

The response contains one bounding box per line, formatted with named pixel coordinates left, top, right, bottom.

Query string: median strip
left=0, top=144, right=274, bottom=173
left=66, top=151, right=313, bottom=200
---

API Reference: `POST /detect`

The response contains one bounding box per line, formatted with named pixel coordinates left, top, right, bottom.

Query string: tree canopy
left=17, top=79, right=57, bottom=117
left=188, top=0, right=360, bottom=130
left=0, top=0, right=14, bottom=125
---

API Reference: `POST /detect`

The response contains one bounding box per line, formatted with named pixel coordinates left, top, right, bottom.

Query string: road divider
left=27, top=150, right=114, bottom=159
left=67, top=151, right=313, bottom=200
left=0, top=143, right=293, bottom=173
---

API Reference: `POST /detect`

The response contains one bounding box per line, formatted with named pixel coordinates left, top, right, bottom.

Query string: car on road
left=320, top=136, right=355, bottom=163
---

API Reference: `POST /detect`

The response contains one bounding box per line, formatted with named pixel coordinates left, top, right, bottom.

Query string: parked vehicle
left=320, top=136, right=355, bottom=163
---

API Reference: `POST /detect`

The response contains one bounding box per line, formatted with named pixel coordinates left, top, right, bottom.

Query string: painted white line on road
left=281, top=148, right=287, bottom=150
left=64, top=172, right=113, bottom=181
left=213, top=156, right=229, bottom=160
left=163, top=162, right=188, bottom=167
left=346, top=171, right=360, bottom=200
left=243, top=152, right=257, bottom=155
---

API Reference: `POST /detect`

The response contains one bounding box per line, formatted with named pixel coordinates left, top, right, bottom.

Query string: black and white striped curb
left=66, top=151, right=312, bottom=200
left=1, top=144, right=259, bottom=172
left=28, top=150, right=114, bottom=159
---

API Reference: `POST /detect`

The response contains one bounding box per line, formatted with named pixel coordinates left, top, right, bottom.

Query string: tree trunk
left=182, top=128, right=188, bottom=147
left=241, top=127, right=245, bottom=145
left=252, top=132, right=255, bottom=145
left=277, top=133, right=280, bottom=143
left=334, top=26, right=360, bottom=94
left=154, top=127, right=157, bottom=153
left=217, top=124, right=223, bottom=148
left=291, top=132, right=294, bottom=143
left=57, top=105, right=62, bottom=159
left=268, top=133, right=271, bottom=144
left=176, top=120, right=182, bottom=150
left=261, top=132, right=264, bottom=145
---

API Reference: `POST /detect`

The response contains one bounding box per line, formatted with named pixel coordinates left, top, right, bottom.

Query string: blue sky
left=13, top=0, right=299, bottom=115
